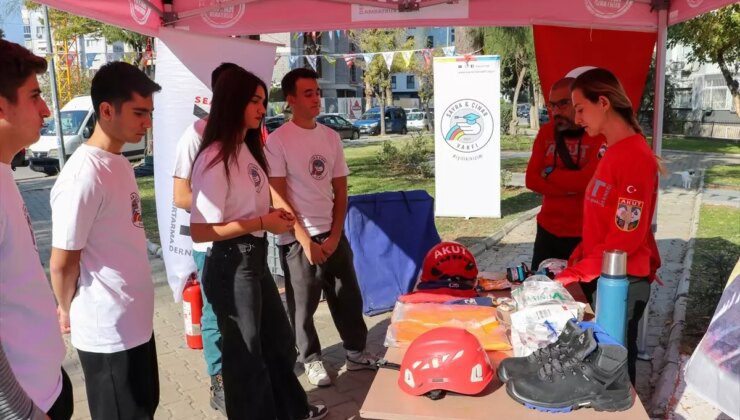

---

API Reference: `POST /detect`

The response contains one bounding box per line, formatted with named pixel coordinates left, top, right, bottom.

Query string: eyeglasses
left=547, top=98, right=572, bottom=111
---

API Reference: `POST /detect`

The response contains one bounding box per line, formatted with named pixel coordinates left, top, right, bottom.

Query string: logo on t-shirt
left=588, top=178, right=612, bottom=207
left=615, top=197, right=643, bottom=232
left=597, top=143, right=607, bottom=159
left=22, top=204, right=38, bottom=252
left=130, top=193, right=144, bottom=228
left=248, top=163, right=264, bottom=192
left=309, top=155, right=328, bottom=180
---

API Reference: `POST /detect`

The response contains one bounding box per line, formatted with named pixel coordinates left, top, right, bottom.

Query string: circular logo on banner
left=584, top=0, right=633, bottom=19
left=248, top=163, right=264, bottom=192
left=440, top=99, right=495, bottom=154
left=129, top=0, right=152, bottom=25
left=309, top=155, right=328, bottom=180
left=686, top=0, right=703, bottom=7
left=199, top=0, right=246, bottom=29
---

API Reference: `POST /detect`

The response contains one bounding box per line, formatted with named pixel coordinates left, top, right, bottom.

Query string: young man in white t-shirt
left=266, top=68, right=377, bottom=387
left=50, top=62, right=161, bottom=420
left=172, top=62, right=241, bottom=415
left=0, top=39, right=72, bottom=420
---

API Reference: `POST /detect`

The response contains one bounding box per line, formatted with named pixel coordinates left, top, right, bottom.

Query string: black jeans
left=47, top=368, right=73, bottom=420
left=203, top=234, right=309, bottom=420
left=581, top=276, right=650, bottom=385
left=279, top=233, right=367, bottom=363
left=77, top=335, right=159, bottom=420
left=531, top=223, right=581, bottom=272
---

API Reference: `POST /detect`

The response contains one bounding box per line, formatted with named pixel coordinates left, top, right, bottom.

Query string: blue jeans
left=193, top=249, right=223, bottom=376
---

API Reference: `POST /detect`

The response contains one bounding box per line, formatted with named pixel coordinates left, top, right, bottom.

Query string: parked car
left=11, top=149, right=28, bottom=170
left=406, top=111, right=429, bottom=131
left=539, top=107, right=550, bottom=124
left=28, top=96, right=145, bottom=175
left=353, top=106, right=407, bottom=135
left=516, top=103, right=530, bottom=119
left=316, top=114, right=360, bottom=140
left=265, top=115, right=286, bottom=133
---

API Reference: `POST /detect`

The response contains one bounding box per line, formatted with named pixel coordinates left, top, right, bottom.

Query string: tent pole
left=43, top=5, right=67, bottom=170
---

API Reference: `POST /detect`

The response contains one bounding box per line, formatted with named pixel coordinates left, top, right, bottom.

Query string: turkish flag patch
left=615, top=197, right=644, bottom=232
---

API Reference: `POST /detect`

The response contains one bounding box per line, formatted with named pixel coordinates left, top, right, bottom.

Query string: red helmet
left=398, top=327, right=493, bottom=398
left=420, top=241, right=478, bottom=282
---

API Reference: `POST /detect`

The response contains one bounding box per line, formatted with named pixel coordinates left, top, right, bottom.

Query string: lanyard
left=553, top=136, right=582, bottom=169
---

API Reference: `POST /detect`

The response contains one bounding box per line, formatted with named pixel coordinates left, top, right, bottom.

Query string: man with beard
left=525, top=77, right=604, bottom=272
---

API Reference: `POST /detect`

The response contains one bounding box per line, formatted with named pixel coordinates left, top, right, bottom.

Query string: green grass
left=704, top=164, right=740, bottom=188
left=136, top=176, right=159, bottom=244
left=682, top=204, right=740, bottom=353
left=501, top=157, right=529, bottom=173
left=501, top=135, right=535, bottom=151
left=658, top=136, right=740, bottom=155
left=137, top=141, right=543, bottom=247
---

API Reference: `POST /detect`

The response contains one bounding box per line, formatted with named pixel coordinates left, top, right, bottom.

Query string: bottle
left=595, top=250, right=629, bottom=345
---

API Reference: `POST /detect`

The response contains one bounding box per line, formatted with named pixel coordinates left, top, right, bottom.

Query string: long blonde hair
left=572, top=68, right=666, bottom=174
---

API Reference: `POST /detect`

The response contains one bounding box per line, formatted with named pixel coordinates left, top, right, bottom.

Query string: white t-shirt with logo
left=51, top=144, right=154, bottom=353
left=172, top=120, right=211, bottom=252
left=0, top=163, right=64, bottom=411
left=190, top=142, right=269, bottom=236
left=265, top=121, right=350, bottom=245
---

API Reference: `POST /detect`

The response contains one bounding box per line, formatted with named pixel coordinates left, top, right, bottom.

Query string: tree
left=454, top=27, right=483, bottom=54
left=348, top=29, right=413, bottom=135
left=483, top=27, right=537, bottom=134
left=668, top=4, right=740, bottom=117
left=409, top=49, right=442, bottom=131
left=639, top=55, right=679, bottom=134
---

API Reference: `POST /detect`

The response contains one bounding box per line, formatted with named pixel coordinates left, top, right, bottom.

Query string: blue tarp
left=344, top=190, right=441, bottom=315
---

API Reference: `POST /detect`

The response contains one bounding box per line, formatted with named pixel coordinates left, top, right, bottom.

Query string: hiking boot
left=209, top=373, right=226, bottom=416
left=305, top=360, right=331, bottom=387
left=346, top=350, right=380, bottom=371
left=302, top=403, right=328, bottom=420
left=497, top=318, right=584, bottom=383
left=505, top=329, right=633, bottom=413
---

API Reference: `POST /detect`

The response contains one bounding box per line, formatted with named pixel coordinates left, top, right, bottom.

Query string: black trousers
left=581, top=276, right=650, bottom=385
left=531, top=223, right=581, bottom=272
left=47, top=368, right=73, bottom=420
left=77, top=335, right=159, bottom=420
left=279, top=233, right=368, bottom=364
left=203, top=234, right=309, bottom=420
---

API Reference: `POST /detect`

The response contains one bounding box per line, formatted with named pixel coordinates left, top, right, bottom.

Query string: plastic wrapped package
left=384, top=301, right=511, bottom=351
left=511, top=275, right=578, bottom=308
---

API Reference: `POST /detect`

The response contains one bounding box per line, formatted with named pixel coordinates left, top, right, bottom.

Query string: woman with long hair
left=555, top=68, right=661, bottom=385
left=189, top=67, right=327, bottom=420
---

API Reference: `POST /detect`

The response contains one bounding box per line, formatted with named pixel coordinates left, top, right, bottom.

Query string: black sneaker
left=497, top=318, right=583, bottom=383
left=302, top=404, right=328, bottom=420
left=210, top=373, right=226, bottom=416
left=505, top=330, right=633, bottom=413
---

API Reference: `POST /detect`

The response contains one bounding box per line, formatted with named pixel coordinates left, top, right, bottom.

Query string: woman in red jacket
left=555, top=68, right=661, bottom=385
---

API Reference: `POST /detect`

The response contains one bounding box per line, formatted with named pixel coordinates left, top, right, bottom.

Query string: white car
left=407, top=111, right=430, bottom=131
left=28, top=96, right=146, bottom=175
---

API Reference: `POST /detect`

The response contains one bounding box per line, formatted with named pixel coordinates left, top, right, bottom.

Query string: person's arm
left=190, top=218, right=262, bottom=243
left=269, top=177, right=328, bottom=265
left=49, top=248, right=81, bottom=334
left=525, top=129, right=572, bottom=196
left=0, top=340, right=48, bottom=420
left=556, top=157, right=658, bottom=285
left=172, top=178, right=192, bottom=210
left=320, top=176, right=348, bottom=257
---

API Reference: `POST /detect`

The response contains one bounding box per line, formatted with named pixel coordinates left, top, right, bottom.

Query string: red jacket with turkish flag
left=559, top=134, right=661, bottom=283
left=525, top=123, right=603, bottom=237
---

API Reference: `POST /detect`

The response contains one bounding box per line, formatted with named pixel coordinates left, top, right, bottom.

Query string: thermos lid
left=601, top=250, right=627, bottom=277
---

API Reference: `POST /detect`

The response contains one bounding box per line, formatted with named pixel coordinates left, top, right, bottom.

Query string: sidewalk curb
left=649, top=170, right=704, bottom=417
left=469, top=206, right=541, bottom=258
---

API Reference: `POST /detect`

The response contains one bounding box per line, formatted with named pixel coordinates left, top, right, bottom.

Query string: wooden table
left=359, top=284, right=649, bottom=419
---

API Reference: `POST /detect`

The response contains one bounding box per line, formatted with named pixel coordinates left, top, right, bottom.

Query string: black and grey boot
left=498, top=318, right=584, bottom=383
left=210, top=373, right=226, bottom=416
left=505, top=329, right=633, bottom=413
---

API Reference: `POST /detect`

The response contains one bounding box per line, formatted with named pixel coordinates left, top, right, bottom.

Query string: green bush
left=375, top=132, right=434, bottom=178
left=500, top=99, right=513, bottom=136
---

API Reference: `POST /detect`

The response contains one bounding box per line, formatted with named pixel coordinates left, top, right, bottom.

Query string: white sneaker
left=304, top=361, right=331, bottom=387
left=302, top=403, right=328, bottom=420
left=346, top=350, right=380, bottom=371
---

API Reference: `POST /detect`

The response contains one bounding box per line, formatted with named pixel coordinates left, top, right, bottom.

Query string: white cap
left=565, top=66, right=597, bottom=79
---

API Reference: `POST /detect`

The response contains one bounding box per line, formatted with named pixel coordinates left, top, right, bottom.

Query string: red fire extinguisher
left=182, top=273, right=203, bottom=349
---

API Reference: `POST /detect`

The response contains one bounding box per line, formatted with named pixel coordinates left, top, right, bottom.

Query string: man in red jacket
left=525, top=77, right=604, bottom=271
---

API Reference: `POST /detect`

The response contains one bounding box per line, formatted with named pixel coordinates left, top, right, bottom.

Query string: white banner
left=433, top=55, right=501, bottom=218
left=153, top=33, right=276, bottom=301
left=351, top=0, right=469, bottom=21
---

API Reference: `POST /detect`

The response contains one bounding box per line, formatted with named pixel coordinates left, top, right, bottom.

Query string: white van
left=27, top=96, right=146, bottom=175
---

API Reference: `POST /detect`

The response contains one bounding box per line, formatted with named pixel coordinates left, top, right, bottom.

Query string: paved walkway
left=16, top=148, right=734, bottom=419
